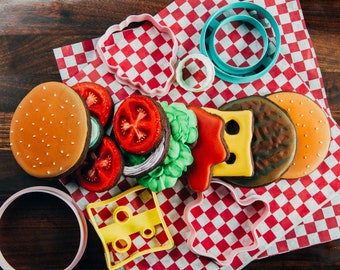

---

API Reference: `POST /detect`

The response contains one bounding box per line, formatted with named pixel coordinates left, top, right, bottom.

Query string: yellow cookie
left=203, top=107, right=254, bottom=177
left=267, top=92, right=331, bottom=178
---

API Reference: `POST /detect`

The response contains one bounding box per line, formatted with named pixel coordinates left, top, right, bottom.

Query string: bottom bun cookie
left=267, top=92, right=331, bottom=178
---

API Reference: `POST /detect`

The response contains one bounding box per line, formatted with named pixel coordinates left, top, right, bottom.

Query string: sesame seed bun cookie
left=10, top=82, right=91, bottom=178
left=267, top=91, right=331, bottom=178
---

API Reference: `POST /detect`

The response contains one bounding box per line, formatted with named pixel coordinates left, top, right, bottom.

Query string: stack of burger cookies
left=10, top=81, right=331, bottom=192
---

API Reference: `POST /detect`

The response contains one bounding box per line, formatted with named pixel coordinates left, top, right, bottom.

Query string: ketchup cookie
left=267, top=92, right=331, bottom=178
left=186, top=106, right=229, bottom=192
left=10, top=82, right=91, bottom=178
left=220, top=96, right=297, bottom=187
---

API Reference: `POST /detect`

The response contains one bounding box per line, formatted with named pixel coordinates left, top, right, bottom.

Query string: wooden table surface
left=0, top=0, right=339, bottom=269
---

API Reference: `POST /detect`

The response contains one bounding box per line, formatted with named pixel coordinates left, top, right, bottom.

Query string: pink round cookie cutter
left=96, top=14, right=179, bottom=97
left=183, top=178, right=270, bottom=266
left=0, top=186, right=88, bottom=270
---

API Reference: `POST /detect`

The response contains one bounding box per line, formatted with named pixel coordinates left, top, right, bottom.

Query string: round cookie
left=10, top=82, right=91, bottom=178
left=267, top=92, right=331, bottom=178
left=219, top=95, right=297, bottom=187
left=113, top=95, right=167, bottom=155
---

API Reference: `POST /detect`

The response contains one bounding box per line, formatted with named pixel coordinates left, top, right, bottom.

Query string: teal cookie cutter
left=208, top=14, right=269, bottom=75
left=200, top=2, right=281, bottom=83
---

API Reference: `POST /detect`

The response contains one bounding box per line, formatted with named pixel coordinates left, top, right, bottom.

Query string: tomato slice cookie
left=72, top=82, right=113, bottom=127
left=113, top=96, right=166, bottom=155
left=76, top=136, right=123, bottom=192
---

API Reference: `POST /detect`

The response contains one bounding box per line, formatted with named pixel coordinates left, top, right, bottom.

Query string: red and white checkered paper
left=54, top=0, right=340, bottom=269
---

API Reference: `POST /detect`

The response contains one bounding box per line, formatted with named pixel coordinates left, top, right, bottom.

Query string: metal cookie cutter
left=0, top=186, right=88, bottom=270
left=183, top=179, right=269, bottom=266
left=86, top=185, right=174, bottom=270
left=200, top=2, right=281, bottom=83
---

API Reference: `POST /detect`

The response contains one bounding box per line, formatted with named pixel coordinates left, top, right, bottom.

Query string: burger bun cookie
left=267, top=92, right=331, bottom=178
left=10, top=82, right=91, bottom=178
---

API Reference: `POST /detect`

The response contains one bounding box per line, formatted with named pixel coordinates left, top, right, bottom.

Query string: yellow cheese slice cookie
left=203, top=108, right=254, bottom=177
left=267, top=92, right=331, bottom=178
left=10, top=82, right=91, bottom=178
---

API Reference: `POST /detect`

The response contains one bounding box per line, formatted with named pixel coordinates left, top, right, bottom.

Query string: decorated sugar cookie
left=10, top=82, right=91, bottom=178
left=186, top=106, right=229, bottom=192
left=113, top=95, right=167, bottom=155
left=220, top=96, right=297, bottom=187
left=267, top=92, right=331, bottom=178
left=203, top=107, right=254, bottom=178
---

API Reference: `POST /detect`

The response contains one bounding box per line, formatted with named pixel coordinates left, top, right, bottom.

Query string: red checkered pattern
left=213, top=19, right=267, bottom=68
left=259, top=197, right=340, bottom=258
left=53, top=0, right=340, bottom=269
left=181, top=57, right=211, bottom=89
left=53, top=38, right=98, bottom=81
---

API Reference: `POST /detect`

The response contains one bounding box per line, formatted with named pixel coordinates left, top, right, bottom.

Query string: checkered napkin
left=53, top=0, right=340, bottom=269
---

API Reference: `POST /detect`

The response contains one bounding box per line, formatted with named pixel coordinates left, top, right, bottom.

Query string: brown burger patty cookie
left=10, top=82, right=91, bottom=178
left=219, top=95, right=297, bottom=187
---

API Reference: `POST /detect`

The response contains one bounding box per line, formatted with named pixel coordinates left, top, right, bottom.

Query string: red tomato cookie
left=76, top=136, right=123, bottom=192
left=113, top=96, right=167, bottom=155
left=72, top=82, right=113, bottom=127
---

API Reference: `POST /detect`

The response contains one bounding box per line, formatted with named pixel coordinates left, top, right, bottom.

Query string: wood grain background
left=0, top=0, right=339, bottom=269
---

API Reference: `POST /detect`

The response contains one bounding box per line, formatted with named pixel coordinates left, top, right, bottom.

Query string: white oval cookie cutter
left=183, top=178, right=269, bottom=266
left=0, top=186, right=88, bottom=270
left=175, top=53, right=215, bottom=92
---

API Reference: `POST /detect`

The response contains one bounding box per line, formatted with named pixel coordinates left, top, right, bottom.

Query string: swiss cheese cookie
left=267, top=92, right=331, bottom=178
left=220, top=96, right=297, bottom=187
left=10, top=82, right=91, bottom=178
left=203, top=107, right=254, bottom=178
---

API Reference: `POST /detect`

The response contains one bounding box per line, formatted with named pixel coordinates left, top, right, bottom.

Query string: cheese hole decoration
left=10, top=82, right=91, bottom=178
left=267, top=92, right=331, bottom=179
left=219, top=96, right=297, bottom=188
